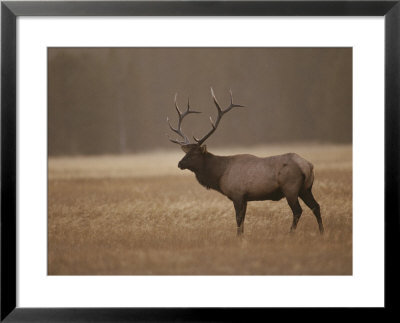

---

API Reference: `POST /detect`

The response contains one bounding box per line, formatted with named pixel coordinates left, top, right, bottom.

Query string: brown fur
left=178, top=144, right=324, bottom=236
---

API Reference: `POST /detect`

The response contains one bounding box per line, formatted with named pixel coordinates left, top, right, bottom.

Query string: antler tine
left=166, top=116, right=182, bottom=137
left=194, top=88, right=244, bottom=146
left=174, top=93, right=182, bottom=115
left=210, top=87, right=222, bottom=113
left=209, top=116, right=216, bottom=128
left=168, top=135, right=186, bottom=145
left=165, top=132, right=182, bottom=145
left=224, top=88, right=245, bottom=113
left=167, top=93, right=201, bottom=145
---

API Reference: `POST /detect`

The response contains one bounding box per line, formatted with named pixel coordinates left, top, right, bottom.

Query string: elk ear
left=181, top=145, right=192, bottom=153
left=201, top=145, right=207, bottom=154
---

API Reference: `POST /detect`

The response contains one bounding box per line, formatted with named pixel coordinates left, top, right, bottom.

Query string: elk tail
left=304, top=164, right=315, bottom=190
left=292, top=154, right=314, bottom=190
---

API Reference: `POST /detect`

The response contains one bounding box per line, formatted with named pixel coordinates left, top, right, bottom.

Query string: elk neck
left=193, top=152, right=230, bottom=193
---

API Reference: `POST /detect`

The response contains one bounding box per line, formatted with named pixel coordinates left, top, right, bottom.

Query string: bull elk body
left=167, top=89, right=324, bottom=236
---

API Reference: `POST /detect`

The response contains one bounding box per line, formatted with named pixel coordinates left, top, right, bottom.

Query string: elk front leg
left=233, top=199, right=247, bottom=236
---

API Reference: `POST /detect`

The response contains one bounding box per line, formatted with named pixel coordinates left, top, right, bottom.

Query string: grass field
left=48, top=144, right=352, bottom=275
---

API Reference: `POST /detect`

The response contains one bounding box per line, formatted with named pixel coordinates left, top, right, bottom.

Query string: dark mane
left=193, top=153, right=230, bottom=193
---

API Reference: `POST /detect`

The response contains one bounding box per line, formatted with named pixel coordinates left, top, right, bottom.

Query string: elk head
left=167, top=88, right=244, bottom=171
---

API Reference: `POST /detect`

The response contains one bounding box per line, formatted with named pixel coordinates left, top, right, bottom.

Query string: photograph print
left=48, top=47, right=352, bottom=275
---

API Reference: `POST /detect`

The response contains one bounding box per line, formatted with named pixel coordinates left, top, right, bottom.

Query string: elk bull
left=167, top=89, right=324, bottom=236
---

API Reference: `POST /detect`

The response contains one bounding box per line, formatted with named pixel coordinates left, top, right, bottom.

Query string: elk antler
left=193, top=88, right=244, bottom=146
left=167, top=94, right=201, bottom=145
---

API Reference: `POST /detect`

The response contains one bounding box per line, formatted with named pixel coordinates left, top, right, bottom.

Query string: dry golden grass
left=48, top=144, right=352, bottom=275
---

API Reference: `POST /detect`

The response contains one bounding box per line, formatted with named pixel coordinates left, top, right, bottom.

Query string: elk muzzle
left=178, top=160, right=185, bottom=170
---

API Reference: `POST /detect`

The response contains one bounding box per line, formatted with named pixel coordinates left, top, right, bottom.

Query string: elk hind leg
left=299, top=188, right=324, bottom=234
left=285, top=195, right=303, bottom=233
left=233, top=199, right=247, bottom=236
left=279, top=166, right=304, bottom=233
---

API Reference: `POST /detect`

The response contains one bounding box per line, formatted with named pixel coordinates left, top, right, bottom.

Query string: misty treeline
left=48, top=48, right=352, bottom=156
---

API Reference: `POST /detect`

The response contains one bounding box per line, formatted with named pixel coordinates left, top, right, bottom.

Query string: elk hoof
left=236, top=225, right=244, bottom=237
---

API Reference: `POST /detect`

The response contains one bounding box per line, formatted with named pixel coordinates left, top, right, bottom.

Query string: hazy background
left=48, top=47, right=352, bottom=155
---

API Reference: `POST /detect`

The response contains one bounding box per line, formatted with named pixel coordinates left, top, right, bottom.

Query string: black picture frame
left=1, top=1, right=399, bottom=321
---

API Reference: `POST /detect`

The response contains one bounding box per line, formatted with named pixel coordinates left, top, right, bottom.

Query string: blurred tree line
left=48, top=47, right=352, bottom=156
